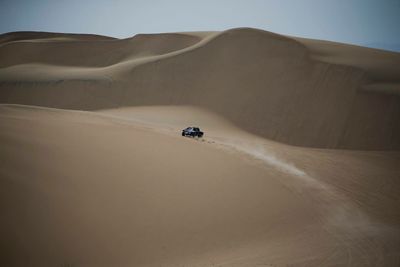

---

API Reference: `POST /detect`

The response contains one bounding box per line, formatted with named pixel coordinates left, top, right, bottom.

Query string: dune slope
left=1, top=104, right=399, bottom=267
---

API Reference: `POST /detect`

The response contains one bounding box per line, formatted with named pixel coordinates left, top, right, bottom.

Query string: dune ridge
left=0, top=32, right=202, bottom=68
left=0, top=31, right=117, bottom=44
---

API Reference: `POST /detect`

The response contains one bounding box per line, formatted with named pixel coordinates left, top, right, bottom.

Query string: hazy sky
left=1, top=0, right=399, bottom=51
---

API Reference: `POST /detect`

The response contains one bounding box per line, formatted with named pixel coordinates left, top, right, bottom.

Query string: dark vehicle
left=182, top=127, right=204, bottom=138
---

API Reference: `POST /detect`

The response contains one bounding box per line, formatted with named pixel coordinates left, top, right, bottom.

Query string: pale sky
left=1, top=0, right=399, bottom=51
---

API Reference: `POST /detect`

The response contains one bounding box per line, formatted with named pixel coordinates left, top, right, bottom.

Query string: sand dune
left=1, top=27, right=400, bottom=266
left=0, top=32, right=202, bottom=68
left=0, top=31, right=116, bottom=44
left=0, top=28, right=399, bottom=149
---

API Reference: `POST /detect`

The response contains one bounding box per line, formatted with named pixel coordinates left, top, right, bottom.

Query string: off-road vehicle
left=182, top=127, right=204, bottom=138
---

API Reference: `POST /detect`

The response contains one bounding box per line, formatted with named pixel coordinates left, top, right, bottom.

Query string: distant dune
left=0, top=28, right=399, bottom=267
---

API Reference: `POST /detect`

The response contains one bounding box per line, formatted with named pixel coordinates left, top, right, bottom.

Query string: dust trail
left=212, top=138, right=391, bottom=236
left=248, top=145, right=306, bottom=177
left=216, top=139, right=331, bottom=191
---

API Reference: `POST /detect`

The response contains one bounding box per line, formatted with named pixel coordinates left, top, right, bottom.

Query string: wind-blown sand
left=0, top=28, right=399, bottom=267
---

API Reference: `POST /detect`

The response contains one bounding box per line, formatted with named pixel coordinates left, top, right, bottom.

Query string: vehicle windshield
left=193, top=128, right=200, bottom=131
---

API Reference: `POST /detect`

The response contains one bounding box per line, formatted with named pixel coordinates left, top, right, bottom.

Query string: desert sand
left=0, top=28, right=399, bottom=267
